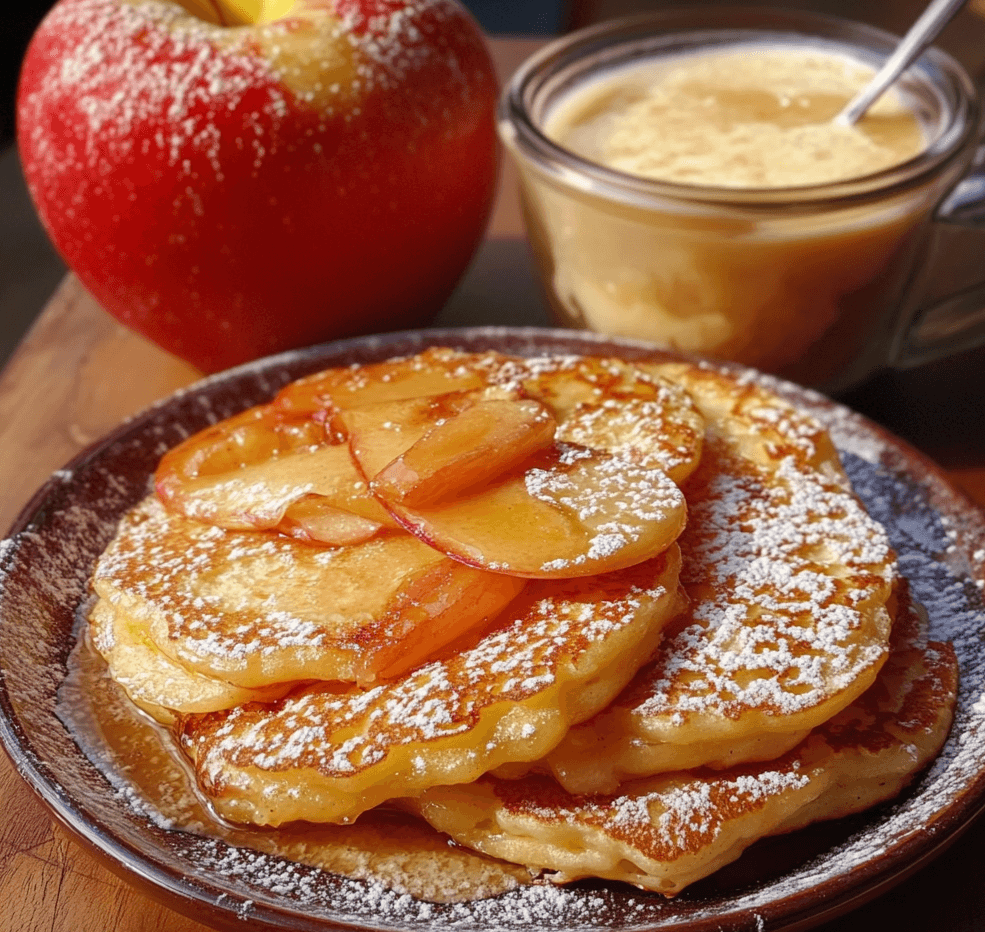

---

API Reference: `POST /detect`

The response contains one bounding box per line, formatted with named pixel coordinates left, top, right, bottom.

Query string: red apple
left=17, top=0, right=499, bottom=372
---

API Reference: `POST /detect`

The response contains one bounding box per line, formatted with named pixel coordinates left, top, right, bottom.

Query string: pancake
left=542, top=363, right=897, bottom=793
left=90, top=497, right=526, bottom=688
left=410, top=583, right=958, bottom=896
left=176, top=545, right=682, bottom=826
left=496, top=353, right=705, bottom=487
left=83, top=345, right=955, bottom=904
left=88, top=598, right=296, bottom=725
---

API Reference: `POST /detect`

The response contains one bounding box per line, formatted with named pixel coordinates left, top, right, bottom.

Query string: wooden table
left=3, top=34, right=985, bottom=932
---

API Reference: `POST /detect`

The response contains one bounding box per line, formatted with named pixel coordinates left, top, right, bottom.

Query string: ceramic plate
left=2, top=328, right=985, bottom=932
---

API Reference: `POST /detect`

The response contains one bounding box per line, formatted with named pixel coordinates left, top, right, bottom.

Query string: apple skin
left=17, top=0, right=499, bottom=372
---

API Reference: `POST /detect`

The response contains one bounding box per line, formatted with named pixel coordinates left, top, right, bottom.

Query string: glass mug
left=498, top=8, right=985, bottom=393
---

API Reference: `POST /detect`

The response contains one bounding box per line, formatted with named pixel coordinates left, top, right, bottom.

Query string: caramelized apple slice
left=273, top=346, right=502, bottom=414
left=341, top=355, right=703, bottom=578
left=340, top=387, right=528, bottom=472
left=159, top=402, right=322, bottom=480
left=389, top=446, right=687, bottom=578
left=156, top=349, right=524, bottom=543
left=156, top=402, right=397, bottom=544
left=279, top=495, right=387, bottom=546
left=373, top=397, right=557, bottom=506
left=363, top=559, right=527, bottom=683
left=343, top=390, right=688, bottom=578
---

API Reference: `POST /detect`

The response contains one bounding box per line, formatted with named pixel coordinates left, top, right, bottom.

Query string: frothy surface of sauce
left=547, top=45, right=927, bottom=189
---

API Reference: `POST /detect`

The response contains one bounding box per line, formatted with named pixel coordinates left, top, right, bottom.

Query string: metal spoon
left=836, top=0, right=968, bottom=125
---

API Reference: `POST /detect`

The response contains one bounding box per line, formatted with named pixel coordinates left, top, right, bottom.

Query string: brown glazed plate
left=1, top=327, right=985, bottom=932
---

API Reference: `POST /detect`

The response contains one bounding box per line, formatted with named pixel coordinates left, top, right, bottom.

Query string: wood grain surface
left=3, top=30, right=985, bottom=932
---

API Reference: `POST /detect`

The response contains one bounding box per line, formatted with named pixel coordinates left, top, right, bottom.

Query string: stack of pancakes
left=88, top=348, right=958, bottom=897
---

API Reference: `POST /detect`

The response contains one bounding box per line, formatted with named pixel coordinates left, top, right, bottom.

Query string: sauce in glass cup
left=500, top=9, right=985, bottom=392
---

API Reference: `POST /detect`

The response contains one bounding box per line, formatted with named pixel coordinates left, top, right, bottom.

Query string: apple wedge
left=364, top=558, right=527, bottom=683
left=277, top=495, right=387, bottom=547
left=385, top=446, right=686, bottom=579
left=156, top=401, right=397, bottom=545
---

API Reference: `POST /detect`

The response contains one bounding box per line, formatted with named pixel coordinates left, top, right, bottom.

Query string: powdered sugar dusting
left=21, top=0, right=483, bottom=188
left=618, top=373, right=895, bottom=732
left=343, top=0, right=473, bottom=90
left=22, top=0, right=289, bottom=188
left=90, top=495, right=490, bottom=687
left=501, top=767, right=811, bottom=856
left=495, top=353, right=702, bottom=574
left=524, top=444, right=684, bottom=572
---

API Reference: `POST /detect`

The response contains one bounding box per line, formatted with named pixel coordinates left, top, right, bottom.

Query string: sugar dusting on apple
left=17, top=0, right=499, bottom=372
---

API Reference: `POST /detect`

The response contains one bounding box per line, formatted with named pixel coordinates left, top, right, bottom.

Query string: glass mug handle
left=892, top=141, right=985, bottom=368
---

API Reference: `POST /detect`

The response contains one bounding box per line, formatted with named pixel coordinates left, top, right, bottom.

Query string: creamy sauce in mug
left=546, top=45, right=927, bottom=188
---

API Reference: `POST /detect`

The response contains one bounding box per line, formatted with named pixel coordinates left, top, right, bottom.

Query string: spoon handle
left=836, top=0, right=968, bottom=125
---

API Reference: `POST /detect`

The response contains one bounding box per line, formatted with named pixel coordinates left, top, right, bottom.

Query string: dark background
left=1, top=6, right=54, bottom=149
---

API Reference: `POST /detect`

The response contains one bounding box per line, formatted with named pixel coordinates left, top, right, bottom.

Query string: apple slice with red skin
left=369, top=392, right=558, bottom=507
left=156, top=350, right=531, bottom=542
left=277, top=495, right=385, bottom=547
left=156, top=401, right=397, bottom=545
left=342, top=356, right=704, bottom=578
